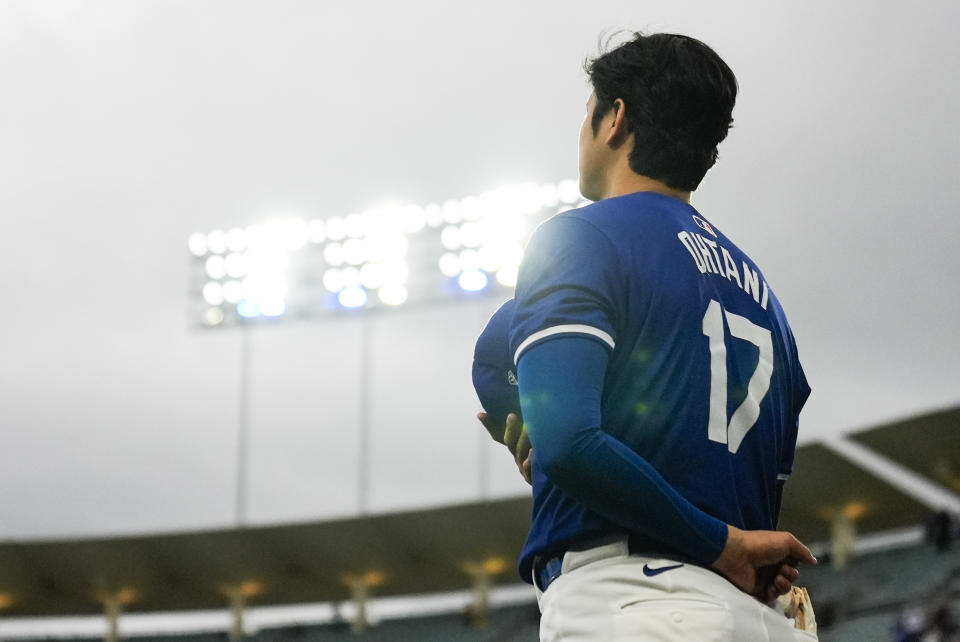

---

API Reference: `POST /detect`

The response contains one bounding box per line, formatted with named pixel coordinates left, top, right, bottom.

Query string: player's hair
left=584, top=32, right=738, bottom=191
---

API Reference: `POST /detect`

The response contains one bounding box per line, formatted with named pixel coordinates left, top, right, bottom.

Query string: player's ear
left=605, top=98, right=631, bottom=149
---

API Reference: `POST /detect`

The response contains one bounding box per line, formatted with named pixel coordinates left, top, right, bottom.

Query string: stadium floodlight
left=205, top=255, right=226, bottom=280
left=189, top=179, right=584, bottom=326
left=202, top=282, right=224, bottom=306
left=323, top=243, right=345, bottom=267
left=226, top=228, right=246, bottom=252
left=342, top=267, right=362, bottom=288
left=188, top=233, right=208, bottom=257
left=378, top=284, right=408, bottom=306
left=203, top=307, right=225, bottom=326
left=458, top=249, right=480, bottom=272
left=207, top=230, right=227, bottom=254
left=440, top=226, right=460, bottom=250
left=438, top=253, right=460, bottom=278
left=359, top=263, right=385, bottom=290
left=224, top=253, right=247, bottom=279
left=222, top=280, right=244, bottom=304
left=323, top=268, right=344, bottom=293
left=259, top=300, right=286, bottom=317
left=457, top=269, right=488, bottom=292
left=496, top=264, right=519, bottom=287
left=343, top=239, right=367, bottom=266
left=237, top=301, right=260, bottom=318
left=338, top=286, right=367, bottom=308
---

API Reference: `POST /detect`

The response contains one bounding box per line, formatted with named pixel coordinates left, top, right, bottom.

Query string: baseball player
left=473, top=32, right=816, bottom=641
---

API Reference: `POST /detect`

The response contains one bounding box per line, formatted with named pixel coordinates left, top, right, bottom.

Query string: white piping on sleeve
left=513, top=324, right=615, bottom=365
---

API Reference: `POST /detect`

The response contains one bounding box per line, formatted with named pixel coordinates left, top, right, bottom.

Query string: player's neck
left=601, top=163, right=691, bottom=203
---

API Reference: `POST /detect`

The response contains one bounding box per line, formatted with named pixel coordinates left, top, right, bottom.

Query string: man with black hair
left=479, top=32, right=817, bottom=640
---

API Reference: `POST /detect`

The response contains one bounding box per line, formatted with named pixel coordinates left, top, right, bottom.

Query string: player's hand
left=711, top=525, right=816, bottom=600
left=504, top=413, right=533, bottom=485
left=477, top=411, right=506, bottom=444
left=476, top=412, right=533, bottom=485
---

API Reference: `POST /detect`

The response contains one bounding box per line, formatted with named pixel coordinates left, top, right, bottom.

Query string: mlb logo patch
left=693, top=215, right=717, bottom=237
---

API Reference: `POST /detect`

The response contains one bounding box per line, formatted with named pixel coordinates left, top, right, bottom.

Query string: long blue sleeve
left=518, top=335, right=728, bottom=567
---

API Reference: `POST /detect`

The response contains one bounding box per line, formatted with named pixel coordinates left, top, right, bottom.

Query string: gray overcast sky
left=0, top=0, right=958, bottom=540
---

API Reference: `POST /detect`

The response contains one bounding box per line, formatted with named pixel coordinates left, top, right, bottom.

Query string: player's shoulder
left=526, top=204, right=615, bottom=257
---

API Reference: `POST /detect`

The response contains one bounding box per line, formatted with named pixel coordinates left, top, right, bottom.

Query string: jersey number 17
left=701, top=299, right=774, bottom=454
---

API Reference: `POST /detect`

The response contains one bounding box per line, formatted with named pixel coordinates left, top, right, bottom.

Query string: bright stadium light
left=259, top=300, right=286, bottom=317
left=478, top=245, right=506, bottom=272
left=364, top=233, right=404, bottom=263
left=202, top=281, right=224, bottom=306
left=189, top=178, right=583, bottom=326
left=440, top=226, right=460, bottom=250
left=360, top=263, right=385, bottom=290
left=438, top=253, right=460, bottom=277
left=205, top=255, right=226, bottom=280
left=338, top=287, right=367, bottom=308
left=324, top=243, right=345, bottom=267
left=343, top=239, right=367, bottom=266
left=496, top=264, right=519, bottom=287
left=204, top=307, right=225, bottom=326
left=188, top=233, right=208, bottom=257
left=224, top=253, right=247, bottom=279
left=459, top=249, right=480, bottom=272
left=459, top=222, right=482, bottom=248
left=383, top=260, right=408, bottom=285
left=226, top=228, right=246, bottom=252
left=207, top=229, right=227, bottom=254
left=342, top=267, right=361, bottom=288
left=242, top=275, right=287, bottom=304
left=458, top=269, right=488, bottom=292
left=222, top=280, right=244, bottom=304
left=378, top=284, right=408, bottom=306
left=237, top=301, right=260, bottom=318
left=323, top=268, right=344, bottom=293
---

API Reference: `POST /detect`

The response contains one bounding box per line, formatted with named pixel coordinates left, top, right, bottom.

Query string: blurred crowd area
left=22, top=512, right=954, bottom=642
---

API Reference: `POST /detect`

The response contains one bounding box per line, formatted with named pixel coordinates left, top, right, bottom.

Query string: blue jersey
left=509, top=191, right=810, bottom=581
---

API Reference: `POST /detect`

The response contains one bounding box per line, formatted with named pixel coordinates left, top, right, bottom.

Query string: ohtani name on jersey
left=676, top=231, right=769, bottom=310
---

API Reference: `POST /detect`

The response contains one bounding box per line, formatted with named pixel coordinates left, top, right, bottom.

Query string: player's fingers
left=783, top=533, right=817, bottom=566
left=774, top=574, right=791, bottom=596
left=778, top=563, right=799, bottom=583
left=503, top=413, right=522, bottom=456
left=761, top=582, right=779, bottom=603
left=477, top=412, right=506, bottom=444
left=514, top=428, right=531, bottom=468
left=521, top=448, right=533, bottom=485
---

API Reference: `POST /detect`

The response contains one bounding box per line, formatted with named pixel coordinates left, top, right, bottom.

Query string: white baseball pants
left=535, top=539, right=818, bottom=641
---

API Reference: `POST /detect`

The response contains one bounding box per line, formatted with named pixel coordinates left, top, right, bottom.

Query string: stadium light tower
left=187, top=180, right=589, bottom=327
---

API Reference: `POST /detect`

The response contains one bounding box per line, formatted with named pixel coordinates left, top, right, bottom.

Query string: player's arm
left=518, top=332, right=815, bottom=598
